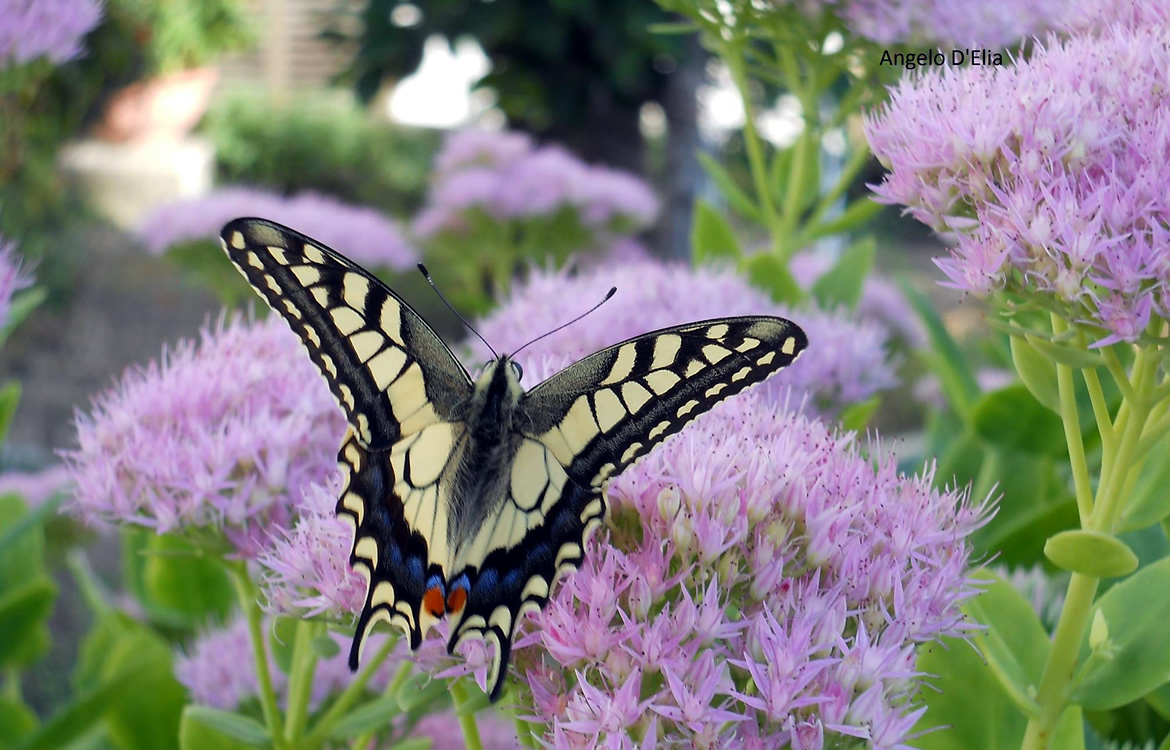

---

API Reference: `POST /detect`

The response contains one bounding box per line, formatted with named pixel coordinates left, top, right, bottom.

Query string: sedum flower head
left=866, top=25, right=1170, bottom=346
left=414, top=131, right=658, bottom=239
left=520, top=396, right=983, bottom=747
left=63, top=315, right=343, bottom=556
left=0, top=0, right=103, bottom=68
left=473, top=261, right=898, bottom=415
left=137, top=188, right=416, bottom=270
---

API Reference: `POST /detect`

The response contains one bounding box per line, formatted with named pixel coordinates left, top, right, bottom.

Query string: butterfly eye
left=511, top=361, right=524, bottom=381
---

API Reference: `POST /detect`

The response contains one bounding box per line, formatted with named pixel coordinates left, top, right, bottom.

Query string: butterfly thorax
left=447, top=357, right=526, bottom=557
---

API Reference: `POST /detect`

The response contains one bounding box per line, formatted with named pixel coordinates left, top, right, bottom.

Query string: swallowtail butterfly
left=220, top=218, right=808, bottom=700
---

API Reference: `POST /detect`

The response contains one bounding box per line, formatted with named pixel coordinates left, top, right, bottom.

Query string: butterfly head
left=473, top=356, right=527, bottom=407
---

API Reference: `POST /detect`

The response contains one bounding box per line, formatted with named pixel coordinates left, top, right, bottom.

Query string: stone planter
left=96, top=67, right=219, bottom=143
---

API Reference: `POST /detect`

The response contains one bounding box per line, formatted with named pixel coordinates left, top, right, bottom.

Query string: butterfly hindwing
left=521, top=316, right=809, bottom=488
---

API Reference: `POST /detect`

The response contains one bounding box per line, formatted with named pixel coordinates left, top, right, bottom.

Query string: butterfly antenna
left=417, top=263, right=497, bottom=358
left=512, top=286, right=617, bottom=358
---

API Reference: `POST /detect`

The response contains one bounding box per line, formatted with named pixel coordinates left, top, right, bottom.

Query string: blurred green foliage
left=333, top=0, right=686, bottom=163
left=201, top=91, right=440, bottom=216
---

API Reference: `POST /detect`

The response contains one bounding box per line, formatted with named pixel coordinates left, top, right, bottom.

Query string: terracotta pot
left=96, top=67, right=219, bottom=143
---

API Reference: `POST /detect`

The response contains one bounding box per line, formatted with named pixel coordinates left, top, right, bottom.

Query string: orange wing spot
left=446, top=586, right=467, bottom=614
left=423, top=586, right=446, bottom=618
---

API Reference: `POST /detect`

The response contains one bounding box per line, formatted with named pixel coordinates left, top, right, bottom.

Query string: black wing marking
left=521, top=316, right=808, bottom=488
left=220, top=218, right=473, bottom=451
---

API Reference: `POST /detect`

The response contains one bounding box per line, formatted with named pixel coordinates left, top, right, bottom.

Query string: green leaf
left=269, top=616, right=298, bottom=675
left=743, top=254, right=803, bottom=305
left=810, top=238, right=875, bottom=310
left=1073, top=557, right=1170, bottom=710
left=805, top=197, right=885, bottom=240
left=690, top=199, right=742, bottom=264
left=972, top=386, right=1066, bottom=455
left=0, top=696, right=37, bottom=747
left=0, top=381, right=20, bottom=445
left=1010, top=336, right=1059, bottom=412
left=840, top=397, right=881, bottom=432
left=0, top=579, right=56, bottom=668
left=178, top=707, right=268, bottom=748
left=1050, top=705, right=1085, bottom=750
left=965, top=570, right=1051, bottom=713
left=326, top=694, right=403, bottom=740
left=900, top=279, right=979, bottom=419
left=1120, top=430, right=1170, bottom=532
left=1044, top=531, right=1138, bottom=578
left=647, top=21, right=698, bottom=34
left=310, top=634, right=341, bottom=659
left=0, top=493, right=61, bottom=571
left=451, top=683, right=491, bottom=716
left=774, top=132, right=819, bottom=216
left=395, top=674, right=450, bottom=713
left=696, top=151, right=762, bottom=222
left=141, top=534, right=234, bottom=627
left=14, top=662, right=147, bottom=750
left=1146, top=680, right=1170, bottom=721
left=0, top=287, right=47, bottom=349
left=1025, top=334, right=1104, bottom=369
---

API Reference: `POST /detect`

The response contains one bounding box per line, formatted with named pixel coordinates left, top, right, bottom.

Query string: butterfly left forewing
left=444, top=316, right=807, bottom=700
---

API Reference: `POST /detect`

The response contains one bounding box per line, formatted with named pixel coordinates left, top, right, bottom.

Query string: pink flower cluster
left=137, top=188, right=417, bottom=270
left=63, top=315, right=343, bottom=556
left=865, top=25, right=1170, bottom=346
left=472, top=260, right=899, bottom=415
left=413, top=130, right=658, bottom=240
left=0, top=0, right=103, bottom=68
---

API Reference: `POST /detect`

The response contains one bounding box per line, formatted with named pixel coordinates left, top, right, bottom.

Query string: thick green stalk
left=450, top=679, right=484, bottom=750
left=1021, top=343, right=1154, bottom=749
left=230, top=564, right=287, bottom=750
left=304, top=635, right=399, bottom=749
left=1051, top=317, right=1093, bottom=523
left=284, top=619, right=322, bottom=743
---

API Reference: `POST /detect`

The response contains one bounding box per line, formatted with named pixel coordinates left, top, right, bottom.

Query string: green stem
left=724, top=40, right=782, bottom=251
left=284, top=619, right=322, bottom=743
left=1081, top=364, right=1114, bottom=448
left=1021, top=343, right=1154, bottom=749
left=304, top=635, right=399, bottom=749
left=805, top=140, right=872, bottom=230
left=450, top=679, right=484, bottom=750
left=513, top=711, right=539, bottom=749
left=348, top=661, right=413, bottom=750
left=1051, top=316, right=1093, bottom=524
left=229, top=564, right=287, bottom=750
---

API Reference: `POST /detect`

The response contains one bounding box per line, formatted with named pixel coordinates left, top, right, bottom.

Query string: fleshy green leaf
left=1044, top=531, right=1138, bottom=578
left=0, top=381, right=20, bottom=445
left=395, top=674, right=450, bottom=713
left=806, top=197, right=884, bottom=240
left=141, top=534, right=234, bottom=627
left=810, top=238, right=875, bottom=311
left=1025, top=334, right=1103, bottom=369
left=14, top=662, right=147, bottom=750
left=1120, top=430, right=1170, bottom=532
left=310, top=634, right=341, bottom=659
left=1073, top=557, right=1170, bottom=710
left=696, top=151, right=762, bottom=222
left=327, top=694, right=403, bottom=740
left=840, top=397, right=881, bottom=432
left=0, top=287, right=47, bottom=349
left=269, top=616, right=298, bottom=675
left=691, top=199, right=742, bottom=264
left=1010, top=336, right=1059, bottom=413
left=964, top=570, right=1050, bottom=714
left=0, top=579, right=56, bottom=668
left=178, top=707, right=268, bottom=748
left=0, top=696, right=37, bottom=747
left=973, top=386, right=1066, bottom=455
left=743, top=254, right=802, bottom=305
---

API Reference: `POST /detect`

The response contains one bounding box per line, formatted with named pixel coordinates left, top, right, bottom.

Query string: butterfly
left=220, top=217, right=808, bottom=700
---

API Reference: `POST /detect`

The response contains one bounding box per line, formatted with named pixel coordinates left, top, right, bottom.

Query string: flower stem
left=450, top=679, right=484, bottom=750
left=1021, top=339, right=1154, bottom=749
left=724, top=40, right=782, bottom=253
left=284, top=618, right=322, bottom=743
left=229, top=563, right=287, bottom=750
left=304, top=635, right=399, bottom=749
left=1051, top=316, right=1093, bottom=523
